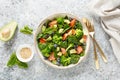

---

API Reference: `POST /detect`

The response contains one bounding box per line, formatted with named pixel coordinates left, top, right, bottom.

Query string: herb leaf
left=16, top=59, right=28, bottom=68
left=7, top=52, right=17, bottom=67
left=20, top=25, right=33, bottom=34
left=7, top=52, right=28, bottom=69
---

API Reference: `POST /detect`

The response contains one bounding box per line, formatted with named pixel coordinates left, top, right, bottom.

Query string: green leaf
left=16, top=59, right=28, bottom=68
left=42, top=26, right=46, bottom=33
left=20, top=25, right=33, bottom=34
left=57, top=17, right=64, bottom=24
left=7, top=52, right=28, bottom=69
left=41, top=46, right=51, bottom=54
left=37, top=33, right=43, bottom=39
left=38, top=43, right=47, bottom=50
left=7, top=52, right=17, bottom=67
left=24, top=25, right=33, bottom=31
left=20, top=29, right=32, bottom=34
left=62, top=26, right=70, bottom=34
left=75, top=22, right=83, bottom=30
left=80, top=52, right=85, bottom=57
left=44, top=27, right=56, bottom=34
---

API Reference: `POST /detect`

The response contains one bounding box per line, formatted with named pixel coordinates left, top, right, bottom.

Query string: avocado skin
left=0, top=21, right=18, bottom=41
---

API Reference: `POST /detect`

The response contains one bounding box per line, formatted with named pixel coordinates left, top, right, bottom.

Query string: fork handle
left=92, top=37, right=99, bottom=69
left=90, top=36, right=108, bottom=63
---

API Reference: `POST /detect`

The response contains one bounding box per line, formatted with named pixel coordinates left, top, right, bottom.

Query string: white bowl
left=16, top=44, right=34, bottom=62
left=34, top=13, right=90, bottom=69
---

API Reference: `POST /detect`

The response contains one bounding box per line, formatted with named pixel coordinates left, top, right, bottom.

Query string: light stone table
left=0, top=0, right=120, bottom=80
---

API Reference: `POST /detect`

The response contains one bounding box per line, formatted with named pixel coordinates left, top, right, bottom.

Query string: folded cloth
left=92, top=0, right=120, bottom=63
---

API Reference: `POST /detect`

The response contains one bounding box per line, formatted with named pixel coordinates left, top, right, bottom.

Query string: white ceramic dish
left=34, top=13, right=90, bottom=69
left=16, top=44, right=34, bottom=62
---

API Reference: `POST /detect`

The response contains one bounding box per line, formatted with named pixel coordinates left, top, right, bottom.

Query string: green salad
left=37, top=16, right=87, bottom=66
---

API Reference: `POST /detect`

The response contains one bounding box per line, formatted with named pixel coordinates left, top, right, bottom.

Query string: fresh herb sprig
left=7, top=52, right=28, bottom=69
left=20, top=25, right=33, bottom=34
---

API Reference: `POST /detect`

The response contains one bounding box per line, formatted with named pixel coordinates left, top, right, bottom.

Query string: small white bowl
left=34, top=13, right=90, bottom=69
left=16, top=44, right=34, bottom=62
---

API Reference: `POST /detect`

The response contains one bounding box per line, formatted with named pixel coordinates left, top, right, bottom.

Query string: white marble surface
left=0, top=0, right=120, bottom=80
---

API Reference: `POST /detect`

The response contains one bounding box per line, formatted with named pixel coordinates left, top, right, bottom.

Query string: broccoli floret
left=60, top=56, right=71, bottom=66
left=38, top=43, right=54, bottom=57
left=52, top=34, right=62, bottom=44
left=67, top=35, right=79, bottom=44
left=70, top=54, right=80, bottom=64
left=75, top=29, right=83, bottom=39
left=66, top=43, right=74, bottom=51
left=59, top=41, right=68, bottom=48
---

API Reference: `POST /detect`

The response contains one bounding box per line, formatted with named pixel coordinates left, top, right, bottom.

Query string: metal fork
left=82, top=18, right=107, bottom=69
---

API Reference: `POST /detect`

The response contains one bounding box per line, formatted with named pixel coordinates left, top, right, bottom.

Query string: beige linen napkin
left=92, top=0, right=120, bottom=63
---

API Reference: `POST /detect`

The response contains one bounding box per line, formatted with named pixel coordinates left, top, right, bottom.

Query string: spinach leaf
left=7, top=52, right=17, bottom=67
left=75, top=21, right=83, bottom=30
left=57, top=17, right=64, bottom=24
left=7, top=52, right=28, bottom=69
left=80, top=52, right=85, bottom=57
left=16, top=59, right=28, bottom=68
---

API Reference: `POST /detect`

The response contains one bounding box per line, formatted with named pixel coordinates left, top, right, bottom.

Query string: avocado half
left=0, top=21, right=18, bottom=41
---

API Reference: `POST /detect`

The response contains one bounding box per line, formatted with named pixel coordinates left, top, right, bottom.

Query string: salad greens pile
left=37, top=16, right=87, bottom=66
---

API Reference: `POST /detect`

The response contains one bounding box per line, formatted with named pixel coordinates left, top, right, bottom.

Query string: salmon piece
left=69, top=18, right=76, bottom=27
left=39, top=38, right=46, bottom=43
left=77, top=46, right=83, bottom=54
left=49, top=20, right=57, bottom=27
left=62, top=33, right=68, bottom=40
left=48, top=52, right=56, bottom=61
left=61, top=48, right=66, bottom=55
left=83, top=35, right=87, bottom=42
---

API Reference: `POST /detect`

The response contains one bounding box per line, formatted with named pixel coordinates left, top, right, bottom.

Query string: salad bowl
left=34, top=13, right=90, bottom=69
